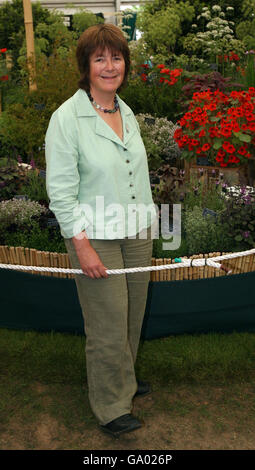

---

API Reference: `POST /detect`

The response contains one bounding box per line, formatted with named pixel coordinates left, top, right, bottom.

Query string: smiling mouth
left=101, top=76, right=118, bottom=79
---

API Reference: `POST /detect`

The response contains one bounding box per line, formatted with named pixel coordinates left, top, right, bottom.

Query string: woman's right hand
left=72, top=233, right=108, bottom=279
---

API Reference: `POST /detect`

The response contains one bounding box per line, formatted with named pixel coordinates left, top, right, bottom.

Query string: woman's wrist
left=72, top=231, right=91, bottom=250
left=73, top=231, right=88, bottom=240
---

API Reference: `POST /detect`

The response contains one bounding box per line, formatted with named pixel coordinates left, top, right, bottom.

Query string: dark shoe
left=134, top=380, right=151, bottom=397
left=100, top=413, right=141, bottom=437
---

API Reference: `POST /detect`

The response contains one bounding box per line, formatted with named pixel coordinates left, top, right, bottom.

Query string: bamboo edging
left=0, top=245, right=255, bottom=281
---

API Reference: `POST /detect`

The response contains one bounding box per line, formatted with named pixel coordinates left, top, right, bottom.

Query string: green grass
left=1, top=328, right=255, bottom=449
left=1, top=329, right=255, bottom=388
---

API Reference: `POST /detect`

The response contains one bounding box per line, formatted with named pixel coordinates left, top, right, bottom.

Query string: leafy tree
left=0, top=41, right=79, bottom=165
left=0, top=0, right=56, bottom=75
left=136, top=0, right=195, bottom=60
left=71, top=7, right=104, bottom=38
left=236, top=0, right=255, bottom=50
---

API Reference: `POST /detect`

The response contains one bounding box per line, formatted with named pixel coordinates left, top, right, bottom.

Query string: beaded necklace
left=88, top=91, right=119, bottom=114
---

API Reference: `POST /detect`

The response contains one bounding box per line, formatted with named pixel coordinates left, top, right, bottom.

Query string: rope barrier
left=0, top=248, right=254, bottom=276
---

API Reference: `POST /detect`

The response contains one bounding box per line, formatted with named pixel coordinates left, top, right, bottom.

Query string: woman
left=45, top=23, right=157, bottom=437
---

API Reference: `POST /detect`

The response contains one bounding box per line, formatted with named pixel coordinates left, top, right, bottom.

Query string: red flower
left=140, top=73, right=147, bottom=82
left=248, top=122, right=255, bottom=132
left=173, top=88, right=255, bottom=168
left=229, top=52, right=240, bottom=62
left=201, top=143, right=211, bottom=152
left=226, top=144, right=236, bottom=154
left=170, top=68, right=183, bottom=78
left=156, top=64, right=165, bottom=69
left=238, top=146, right=248, bottom=155
left=0, top=48, right=7, bottom=53
left=0, top=75, right=8, bottom=81
left=198, top=129, right=206, bottom=138
left=160, top=68, right=170, bottom=74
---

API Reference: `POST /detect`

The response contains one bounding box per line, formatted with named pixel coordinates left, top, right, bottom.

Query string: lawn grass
left=1, top=328, right=255, bottom=449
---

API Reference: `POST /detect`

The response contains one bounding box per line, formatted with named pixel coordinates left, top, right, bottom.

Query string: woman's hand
left=72, top=232, right=109, bottom=279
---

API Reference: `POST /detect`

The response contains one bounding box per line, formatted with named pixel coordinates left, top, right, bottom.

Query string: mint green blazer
left=45, top=89, right=156, bottom=239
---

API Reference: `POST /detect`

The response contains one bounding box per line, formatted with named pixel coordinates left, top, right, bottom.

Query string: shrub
left=182, top=172, right=227, bottom=212
left=0, top=197, right=47, bottom=233
left=0, top=40, right=79, bottom=166
left=135, top=113, right=181, bottom=169
left=220, top=186, right=255, bottom=250
left=0, top=158, right=30, bottom=200
left=184, top=206, right=233, bottom=255
left=174, top=87, right=255, bottom=168
left=179, top=71, right=242, bottom=110
left=1, top=219, right=66, bottom=253
left=18, top=169, right=49, bottom=204
left=152, top=234, right=189, bottom=258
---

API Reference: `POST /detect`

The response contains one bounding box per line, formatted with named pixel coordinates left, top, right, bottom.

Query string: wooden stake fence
left=0, top=245, right=254, bottom=281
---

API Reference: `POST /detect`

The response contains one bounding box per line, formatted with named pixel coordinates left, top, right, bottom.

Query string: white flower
left=212, top=5, right=221, bottom=12
left=226, top=6, right=234, bottom=11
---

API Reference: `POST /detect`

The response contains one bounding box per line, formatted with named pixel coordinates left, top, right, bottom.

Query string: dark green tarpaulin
left=0, top=269, right=254, bottom=339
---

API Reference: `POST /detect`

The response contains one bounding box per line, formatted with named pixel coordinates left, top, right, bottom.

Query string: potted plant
left=173, top=87, right=255, bottom=185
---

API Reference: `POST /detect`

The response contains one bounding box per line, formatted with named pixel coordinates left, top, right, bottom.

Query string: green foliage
left=135, top=114, right=181, bottom=169
left=183, top=4, right=245, bottom=68
left=1, top=220, right=66, bottom=253
left=180, top=71, right=242, bottom=110
left=0, top=160, right=29, bottom=200
left=236, top=1, right=255, bottom=50
left=119, top=69, right=184, bottom=122
left=0, top=0, right=70, bottom=79
left=243, top=53, right=255, bottom=89
left=19, top=170, right=49, bottom=204
left=182, top=174, right=227, bottom=212
left=0, top=42, right=79, bottom=165
left=0, top=197, right=47, bottom=237
left=184, top=206, right=233, bottom=255
left=136, top=0, right=195, bottom=58
left=152, top=233, right=189, bottom=258
left=220, top=187, right=255, bottom=250
left=71, top=7, right=104, bottom=39
left=0, top=197, right=65, bottom=252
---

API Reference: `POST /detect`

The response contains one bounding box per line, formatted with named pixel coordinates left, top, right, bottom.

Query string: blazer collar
left=73, top=88, right=135, bottom=147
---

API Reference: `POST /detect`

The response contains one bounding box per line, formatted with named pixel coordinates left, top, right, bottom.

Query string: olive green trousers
left=64, top=226, right=153, bottom=425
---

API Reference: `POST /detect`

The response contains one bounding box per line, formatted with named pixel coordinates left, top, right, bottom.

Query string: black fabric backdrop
left=0, top=269, right=254, bottom=339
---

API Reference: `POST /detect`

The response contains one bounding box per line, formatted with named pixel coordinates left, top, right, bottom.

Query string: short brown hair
left=76, top=24, right=130, bottom=92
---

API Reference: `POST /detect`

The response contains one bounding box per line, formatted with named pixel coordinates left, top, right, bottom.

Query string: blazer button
left=129, top=171, right=132, bottom=175
left=123, top=148, right=127, bottom=151
left=126, top=159, right=130, bottom=163
left=132, top=195, right=136, bottom=199
left=130, top=183, right=133, bottom=187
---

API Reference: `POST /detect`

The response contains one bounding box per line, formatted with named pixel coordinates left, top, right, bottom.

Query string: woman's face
left=89, top=47, right=125, bottom=96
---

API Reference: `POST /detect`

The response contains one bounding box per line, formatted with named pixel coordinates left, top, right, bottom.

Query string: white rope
left=0, top=248, right=254, bottom=276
